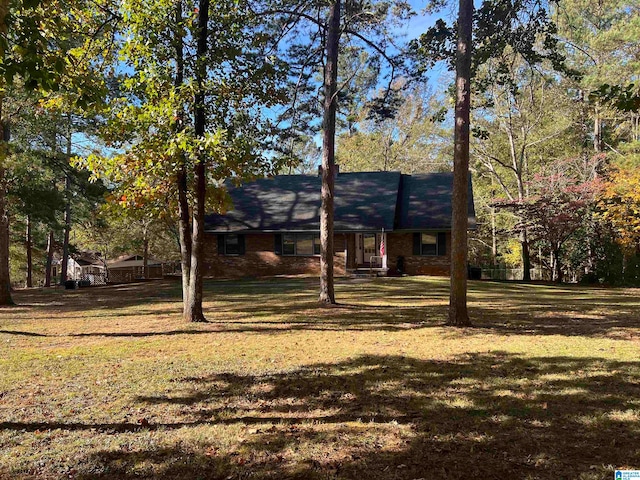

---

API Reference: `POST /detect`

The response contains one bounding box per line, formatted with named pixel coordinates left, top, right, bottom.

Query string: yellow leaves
left=503, top=238, right=523, bottom=268
left=598, top=162, right=640, bottom=250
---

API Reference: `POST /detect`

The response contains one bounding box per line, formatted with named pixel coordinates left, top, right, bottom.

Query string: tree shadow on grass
left=9, top=352, right=635, bottom=479
left=209, top=278, right=639, bottom=337
left=4, top=277, right=638, bottom=338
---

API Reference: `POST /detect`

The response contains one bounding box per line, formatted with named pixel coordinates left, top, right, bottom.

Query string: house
left=203, top=171, right=476, bottom=277
left=52, top=252, right=107, bottom=285
left=107, top=254, right=164, bottom=283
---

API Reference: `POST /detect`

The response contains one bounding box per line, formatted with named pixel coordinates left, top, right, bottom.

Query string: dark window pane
left=313, top=236, right=321, bottom=255
left=225, top=234, right=240, bottom=255
left=283, top=234, right=295, bottom=255
left=421, top=243, right=437, bottom=255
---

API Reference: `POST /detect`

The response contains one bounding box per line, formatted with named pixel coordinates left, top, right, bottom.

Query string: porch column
left=382, top=231, right=387, bottom=269
left=344, top=234, right=348, bottom=271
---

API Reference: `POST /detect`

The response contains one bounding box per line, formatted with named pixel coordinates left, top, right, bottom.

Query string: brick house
left=203, top=171, right=475, bottom=277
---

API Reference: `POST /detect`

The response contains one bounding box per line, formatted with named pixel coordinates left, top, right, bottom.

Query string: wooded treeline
left=1, top=0, right=639, bottom=319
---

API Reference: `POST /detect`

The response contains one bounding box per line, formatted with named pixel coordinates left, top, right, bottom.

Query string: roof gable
left=396, top=173, right=476, bottom=230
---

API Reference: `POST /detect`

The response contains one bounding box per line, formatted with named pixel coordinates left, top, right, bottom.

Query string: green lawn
left=0, top=277, right=639, bottom=479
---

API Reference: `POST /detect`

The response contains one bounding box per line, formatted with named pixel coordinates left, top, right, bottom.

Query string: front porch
left=343, top=231, right=389, bottom=277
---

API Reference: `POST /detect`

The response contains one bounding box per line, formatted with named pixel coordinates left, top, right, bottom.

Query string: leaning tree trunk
left=25, top=215, right=32, bottom=287
left=318, top=0, right=340, bottom=305
left=45, top=230, right=54, bottom=287
left=184, top=0, right=209, bottom=322
left=173, top=0, right=193, bottom=318
left=447, top=0, right=473, bottom=327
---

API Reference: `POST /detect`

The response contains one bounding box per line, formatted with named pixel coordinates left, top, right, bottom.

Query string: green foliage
left=589, top=83, right=640, bottom=113
left=556, top=0, right=640, bottom=148
left=409, top=0, right=575, bottom=88
left=337, top=86, right=451, bottom=173
left=556, top=0, right=640, bottom=90
left=81, top=0, right=286, bottom=216
left=72, top=205, right=180, bottom=262
left=1, top=0, right=117, bottom=105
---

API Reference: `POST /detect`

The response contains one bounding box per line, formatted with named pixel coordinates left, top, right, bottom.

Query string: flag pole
left=381, top=227, right=387, bottom=270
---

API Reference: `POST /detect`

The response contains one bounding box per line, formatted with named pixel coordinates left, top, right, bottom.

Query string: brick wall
left=386, top=232, right=451, bottom=276
left=203, top=233, right=348, bottom=278
left=203, top=231, right=451, bottom=278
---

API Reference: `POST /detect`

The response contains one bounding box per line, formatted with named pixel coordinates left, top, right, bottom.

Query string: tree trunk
left=318, top=0, right=340, bottom=305
left=0, top=0, right=13, bottom=304
left=60, top=118, right=73, bottom=285
left=447, top=0, right=473, bottom=327
left=143, top=235, right=149, bottom=279
left=25, top=215, right=32, bottom=287
left=173, top=0, right=192, bottom=317
left=45, top=230, right=54, bottom=287
left=514, top=160, right=531, bottom=281
left=593, top=104, right=602, bottom=153
left=184, top=0, right=209, bottom=322
left=60, top=174, right=71, bottom=284
left=0, top=167, right=12, bottom=304
left=521, top=227, right=531, bottom=281
left=552, top=248, right=563, bottom=283
left=491, top=206, right=497, bottom=267
left=177, top=168, right=192, bottom=317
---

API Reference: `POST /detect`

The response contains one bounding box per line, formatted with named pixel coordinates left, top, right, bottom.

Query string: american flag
left=379, top=236, right=385, bottom=256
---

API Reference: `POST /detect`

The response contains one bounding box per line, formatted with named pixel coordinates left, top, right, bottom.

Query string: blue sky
left=398, top=0, right=458, bottom=88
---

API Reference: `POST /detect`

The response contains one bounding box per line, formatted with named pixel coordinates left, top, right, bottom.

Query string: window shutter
left=437, top=232, right=447, bottom=256
left=274, top=234, right=282, bottom=255
left=217, top=234, right=225, bottom=255
left=238, top=235, right=246, bottom=255
left=412, top=233, right=421, bottom=255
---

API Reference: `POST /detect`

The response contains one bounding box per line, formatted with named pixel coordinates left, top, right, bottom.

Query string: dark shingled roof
left=205, top=171, right=475, bottom=233
left=397, top=173, right=476, bottom=230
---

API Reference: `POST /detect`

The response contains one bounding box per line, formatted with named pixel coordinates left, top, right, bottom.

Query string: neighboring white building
left=53, top=253, right=107, bottom=285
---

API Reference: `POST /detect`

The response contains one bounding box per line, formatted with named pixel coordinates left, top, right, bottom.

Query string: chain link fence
left=480, top=268, right=550, bottom=281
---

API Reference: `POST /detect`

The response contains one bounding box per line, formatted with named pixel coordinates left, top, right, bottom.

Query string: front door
left=356, top=233, right=379, bottom=266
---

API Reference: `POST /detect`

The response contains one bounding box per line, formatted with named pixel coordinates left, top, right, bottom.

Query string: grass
left=0, top=276, right=639, bottom=479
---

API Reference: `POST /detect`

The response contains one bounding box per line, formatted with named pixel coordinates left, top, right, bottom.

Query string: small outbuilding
left=107, top=255, right=164, bottom=283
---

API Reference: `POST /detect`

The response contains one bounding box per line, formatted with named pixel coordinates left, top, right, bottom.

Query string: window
left=413, top=232, right=446, bottom=256
left=217, top=234, right=245, bottom=255
left=283, top=234, right=295, bottom=255
left=224, top=234, right=241, bottom=255
left=280, top=233, right=321, bottom=256
left=421, top=233, right=437, bottom=256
